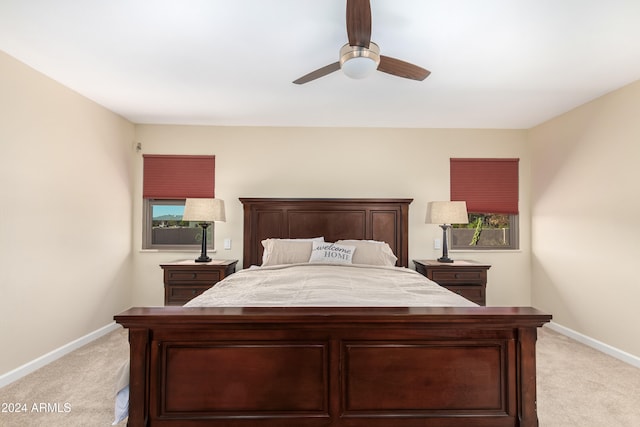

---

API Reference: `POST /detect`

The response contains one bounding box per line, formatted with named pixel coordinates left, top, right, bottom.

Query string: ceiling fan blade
left=378, top=55, right=431, bottom=81
left=346, top=0, right=371, bottom=47
left=293, top=62, right=341, bottom=84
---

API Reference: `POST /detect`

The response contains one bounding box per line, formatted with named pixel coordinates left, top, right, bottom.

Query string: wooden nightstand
left=160, top=259, right=238, bottom=306
left=413, top=260, right=491, bottom=306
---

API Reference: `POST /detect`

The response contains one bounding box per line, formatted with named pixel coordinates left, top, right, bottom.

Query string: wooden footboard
left=115, top=306, right=551, bottom=427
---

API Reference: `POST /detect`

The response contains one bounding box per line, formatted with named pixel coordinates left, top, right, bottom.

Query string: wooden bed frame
left=115, top=198, right=551, bottom=427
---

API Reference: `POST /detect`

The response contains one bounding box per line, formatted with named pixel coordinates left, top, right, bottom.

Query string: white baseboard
left=546, top=321, right=640, bottom=369
left=0, top=322, right=121, bottom=388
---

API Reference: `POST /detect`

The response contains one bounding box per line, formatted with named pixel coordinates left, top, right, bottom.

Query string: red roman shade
left=450, top=158, right=519, bottom=214
left=143, top=155, right=215, bottom=199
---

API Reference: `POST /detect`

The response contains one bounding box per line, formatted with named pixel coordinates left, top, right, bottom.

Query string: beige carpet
left=536, top=328, right=640, bottom=426
left=0, top=326, right=639, bottom=426
left=0, top=328, right=129, bottom=427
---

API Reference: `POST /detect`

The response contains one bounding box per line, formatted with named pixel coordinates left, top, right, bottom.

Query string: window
left=449, top=158, right=519, bottom=250
left=143, top=199, right=214, bottom=250
left=451, top=213, right=519, bottom=249
left=142, top=155, right=215, bottom=250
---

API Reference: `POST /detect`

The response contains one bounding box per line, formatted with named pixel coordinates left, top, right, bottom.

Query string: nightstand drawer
left=446, top=285, right=485, bottom=305
left=431, top=270, right=484, bottom=284
left=413, top=260, right=491, bottom=306
left=167, top=285, right=210, bottom=303
left=161, top=260, right=238, bottom=306
left=166, top=270, right=221, bottom=283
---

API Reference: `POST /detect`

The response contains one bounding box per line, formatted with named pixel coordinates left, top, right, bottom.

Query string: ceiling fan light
left=339, top=43, right=380, bottom=79
left=341, top=57, right=377, bottom=79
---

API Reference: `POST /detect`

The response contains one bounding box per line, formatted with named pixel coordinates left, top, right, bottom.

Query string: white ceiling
left=2, top=0, right=640, bottom=129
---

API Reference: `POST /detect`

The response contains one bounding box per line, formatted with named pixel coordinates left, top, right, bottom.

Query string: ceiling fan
left=293, top=0, right=431, bottom=84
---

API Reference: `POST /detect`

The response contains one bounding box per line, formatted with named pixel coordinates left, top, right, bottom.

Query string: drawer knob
left=192, top=273, right=197, bottom=279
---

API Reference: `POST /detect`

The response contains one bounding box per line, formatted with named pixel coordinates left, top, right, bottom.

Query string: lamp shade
left=426, top=201, right=468, bottom=225
left=182, top=198, right=226, bottom=222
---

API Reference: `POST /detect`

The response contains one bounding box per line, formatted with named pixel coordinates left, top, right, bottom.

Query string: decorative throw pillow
left=335, top=239, right=397, bottom=266
left=261, top=237, right=324, bottom=265
left=308, top=241, right=355, bottom=264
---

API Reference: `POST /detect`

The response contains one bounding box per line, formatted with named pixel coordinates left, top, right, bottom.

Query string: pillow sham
left=261, top=237, right=324, bottom=266
left=308, top=241, right=355, bottom=265
left=335, top=239, right=397, bottom=266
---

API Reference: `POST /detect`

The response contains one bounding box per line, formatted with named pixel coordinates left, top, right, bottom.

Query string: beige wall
left=0, top=51, right=135, bottom=374
left=132, top=125, right=532, bottom=308
left=529, top=80, right=640, bottom=357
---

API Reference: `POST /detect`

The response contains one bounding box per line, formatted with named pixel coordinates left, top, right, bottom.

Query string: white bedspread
left=185, top=263, right=476, bottom=307
left=114, top=263, right=475, bottom=423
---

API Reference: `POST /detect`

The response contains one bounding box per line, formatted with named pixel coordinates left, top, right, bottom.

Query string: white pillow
left=261, top=237, right=324, bottom=266
left=308, top=241, right=355, bottom=265
left=335, top=239, right=397, bottom=266
left=113, top=386, right=129, bottom=425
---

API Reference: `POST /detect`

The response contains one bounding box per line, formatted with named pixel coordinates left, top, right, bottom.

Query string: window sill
left=449, top=249, right=521, bottom=253
left=139, top=249, right=218, bottom=253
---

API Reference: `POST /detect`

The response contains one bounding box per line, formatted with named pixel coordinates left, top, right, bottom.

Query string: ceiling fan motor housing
left=339, top=42, right=380, bottom=79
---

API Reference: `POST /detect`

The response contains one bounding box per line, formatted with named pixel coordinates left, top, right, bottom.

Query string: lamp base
left=194, top=222, right=211, bottom=263
left=437, top=224, right=455, bottom=263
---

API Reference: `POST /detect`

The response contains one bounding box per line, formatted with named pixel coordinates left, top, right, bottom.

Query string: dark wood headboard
left=240, top=198, right=412, bottom=269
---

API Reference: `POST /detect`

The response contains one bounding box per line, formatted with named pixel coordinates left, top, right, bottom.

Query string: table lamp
left=426, top=201, right=468, bottom=263
left=182, top=198, right=226, bottom=262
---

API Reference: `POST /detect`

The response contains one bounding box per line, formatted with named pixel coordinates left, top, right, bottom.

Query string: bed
left=115, top=198, right=551, bottom=427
